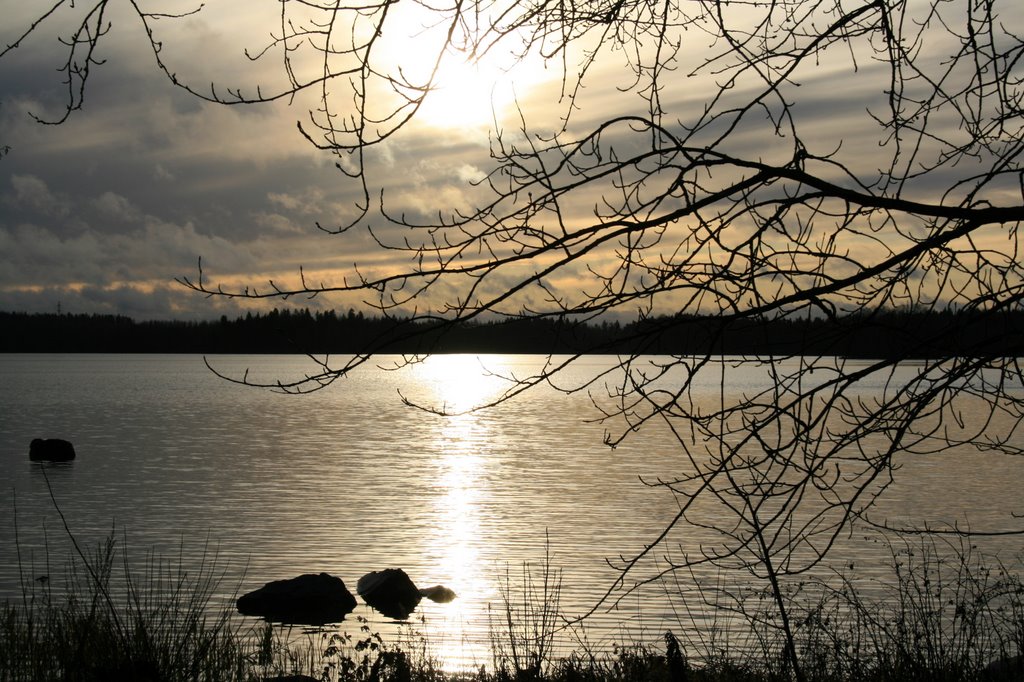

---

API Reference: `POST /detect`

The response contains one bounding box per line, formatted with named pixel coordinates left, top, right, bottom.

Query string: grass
left=1, top=533, right=1022, bottom=681
left=1, top=533, right=248, bottom=681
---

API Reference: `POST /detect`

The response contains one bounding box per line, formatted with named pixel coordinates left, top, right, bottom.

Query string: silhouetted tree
left=8, top=1, right=1024, bottom=676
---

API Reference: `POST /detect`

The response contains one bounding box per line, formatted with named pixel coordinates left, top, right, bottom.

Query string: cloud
left=2, top=0, right=1021, bottom=321
left=153, top=164, right=176, bottom=182
left=0, top=5, right=573, bottom=318
left=93, top=191, right=143, bottom=222
left=0, top=281, right=280, bottom=321
left=7, top=174, right=70, bottom=217
left=251, top=211, right=306, bottom=236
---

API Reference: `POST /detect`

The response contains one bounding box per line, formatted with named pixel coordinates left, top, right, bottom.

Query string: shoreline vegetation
left=2, top=308, right=1023, bottom=358
left=2, top=530, right=1022, bottom=681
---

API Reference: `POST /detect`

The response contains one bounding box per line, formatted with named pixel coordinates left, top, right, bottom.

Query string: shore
left=2, top=533, right=1022, bottom=681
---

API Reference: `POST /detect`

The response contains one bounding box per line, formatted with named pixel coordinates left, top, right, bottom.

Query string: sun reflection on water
left=410, top=356, right=518, bottom=668
left=426, top=416, right=493, bottom=668
left=412, top=353, right=512, bottom=413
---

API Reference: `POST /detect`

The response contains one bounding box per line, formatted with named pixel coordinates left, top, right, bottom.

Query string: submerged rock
left=29, top=438, right=76, bottom=462
left=357, top=568, right=422, bottom=619
left=237, top=572, right=357, bottom=625
left=982, top=655, right=1024, bottom=681
left=418, top=584, right=457, bottom=603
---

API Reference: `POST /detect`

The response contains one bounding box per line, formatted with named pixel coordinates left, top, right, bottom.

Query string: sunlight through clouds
left=370, top=0, right=556, bottom=133
left=1, top=0, right=1022, bottom=318
left=413, top=49, right=554, bottom=131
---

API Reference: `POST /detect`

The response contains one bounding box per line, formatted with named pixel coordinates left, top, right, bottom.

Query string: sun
left=376, top=5, right=553, bottom=131
left=416, top=51, right=528, bottom=129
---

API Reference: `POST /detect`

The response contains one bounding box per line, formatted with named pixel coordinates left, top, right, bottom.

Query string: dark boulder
left=982, top=655, right=1024, bottom=681
left=29, top=438, right=76, bottom=462
left=418, top=584, right=457, bottom=603
left=356, top=568, right=422, bottom=619
left=237, top=573, right=356, bottom=625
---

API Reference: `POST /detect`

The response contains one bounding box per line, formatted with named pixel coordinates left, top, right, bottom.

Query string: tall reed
left=662, top=534, right=1024, bottom=682
left=489, top=543, right=564, bottom=681
left=0, top=531, right=250, bottom=681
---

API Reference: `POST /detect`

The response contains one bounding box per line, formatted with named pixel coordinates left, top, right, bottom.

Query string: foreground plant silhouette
left=3, top=529, right=1023, bottom=681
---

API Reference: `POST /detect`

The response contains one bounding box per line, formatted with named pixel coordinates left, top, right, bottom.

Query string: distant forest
left=1, top=308, right=1021, bottom=358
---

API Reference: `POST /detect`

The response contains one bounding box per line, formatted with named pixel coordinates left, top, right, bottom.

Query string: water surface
left=1, top=353, right=1021, bottom=668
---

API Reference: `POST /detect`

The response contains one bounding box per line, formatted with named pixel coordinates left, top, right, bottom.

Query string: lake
left=1, top=353, right=1022, bottom=669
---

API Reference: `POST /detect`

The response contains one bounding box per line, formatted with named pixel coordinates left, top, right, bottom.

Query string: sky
left=1, top=2, right=539, bottom=319
left=1, top=0, right=1020, bottom=321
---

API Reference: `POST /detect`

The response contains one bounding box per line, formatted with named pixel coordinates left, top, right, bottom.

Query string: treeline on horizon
left=1, top=307, right=1021, bottom=358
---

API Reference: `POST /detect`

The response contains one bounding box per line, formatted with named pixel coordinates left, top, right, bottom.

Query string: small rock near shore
left=418, top=584, right=457, bottom=603
left=29, top=438, right=76, bottom=462
left=357, top=568, right=423, bottom=619
left=237, top=572, right=357, bottom=625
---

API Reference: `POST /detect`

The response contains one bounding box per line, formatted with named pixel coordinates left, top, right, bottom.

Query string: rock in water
left=982, top=655, right=1023, bottom=681
left=237, top=573, right=357, bottom=624
left=357, top=568, right=422, bottom=619
left=418, top=584, right=457, bottom=603
left=29, top=438, right=76, bottom=462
